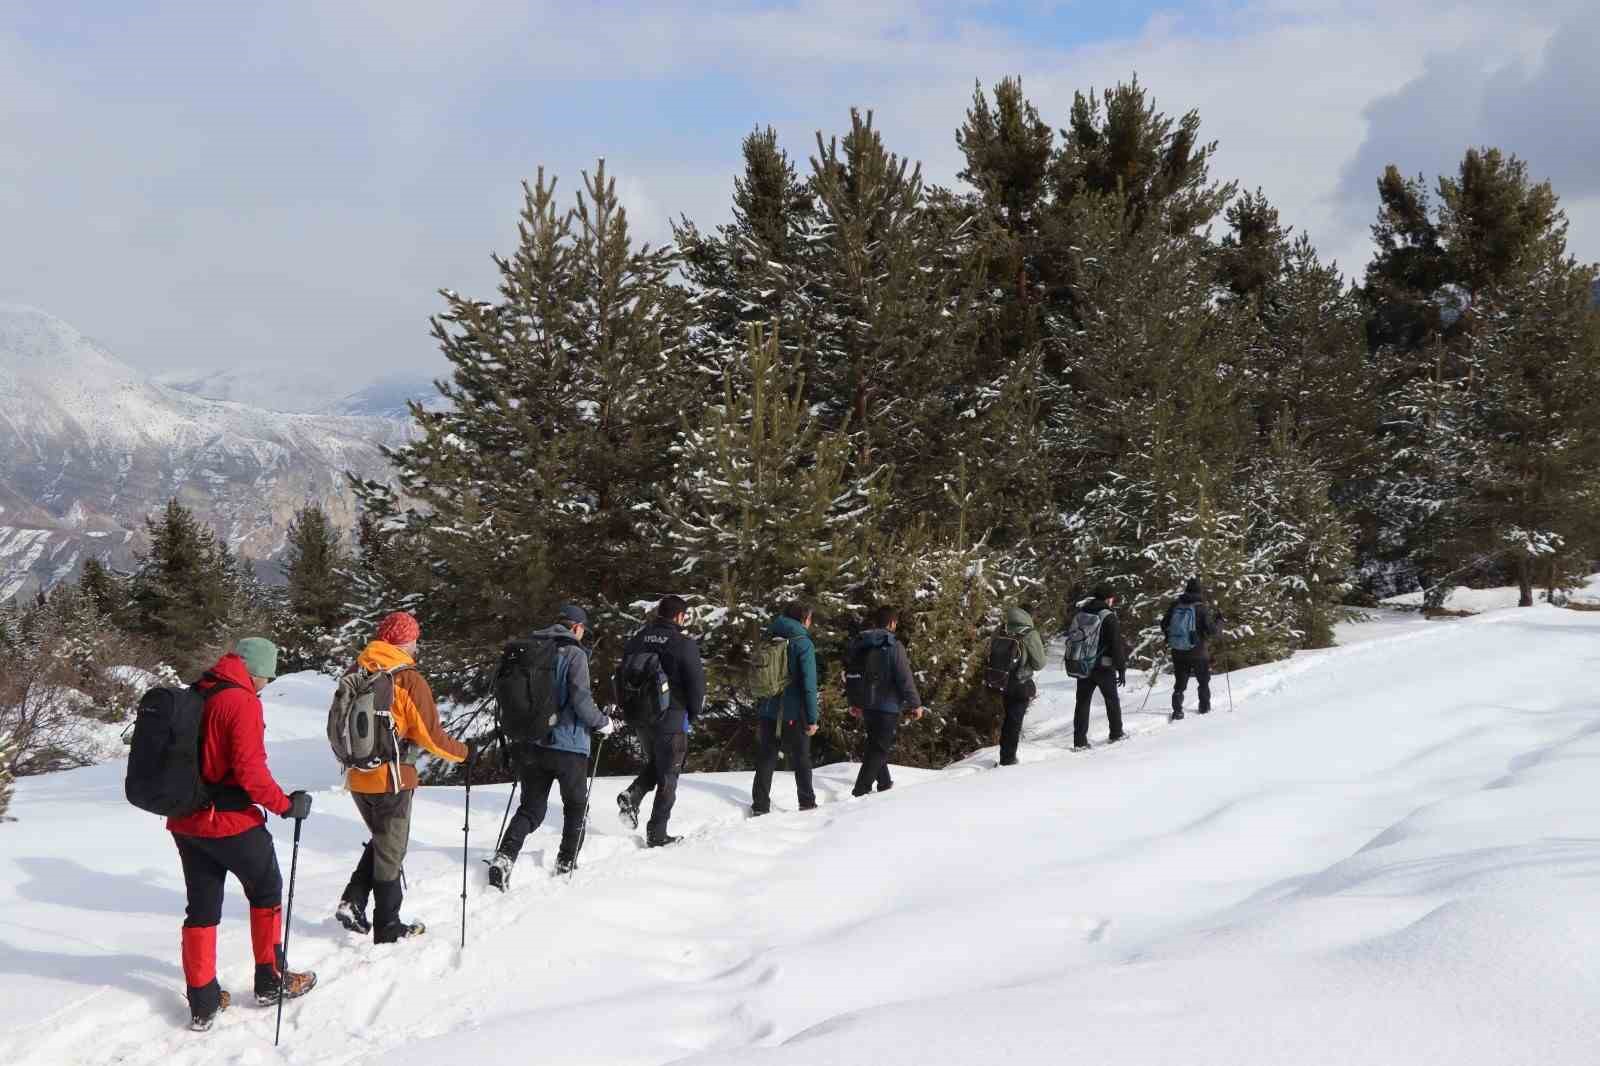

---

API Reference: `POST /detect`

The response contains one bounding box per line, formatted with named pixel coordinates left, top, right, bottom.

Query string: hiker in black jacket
left=1162, top=578, right=1219, bottom=720
left=848, top=606, right=923, bottom=797
left=1073, top=585, right=1127, bottom=750
left=616, top=595, right=706, bottom=847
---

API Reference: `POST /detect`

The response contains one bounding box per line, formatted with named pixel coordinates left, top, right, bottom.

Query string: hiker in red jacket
left=166, top=638, right=317, bottom=1032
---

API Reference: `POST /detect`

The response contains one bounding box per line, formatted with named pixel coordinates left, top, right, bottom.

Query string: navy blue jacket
left=757, top=614, right=819, bottom=726
left=621, top=619, right=706, bottom=733
left=848, top=628, right=921, bottom=714
left=1162, top=593, right=1217, bottom=660
left=529, top=625, right=610, bottom=756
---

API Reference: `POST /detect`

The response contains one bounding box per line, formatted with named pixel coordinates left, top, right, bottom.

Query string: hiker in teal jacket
left=751, top=601, right=819, bottom=814
left=999, top=605, right=1048, bottom=766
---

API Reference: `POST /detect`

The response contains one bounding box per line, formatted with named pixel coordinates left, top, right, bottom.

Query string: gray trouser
left=351, top=789, right=415, bottom=885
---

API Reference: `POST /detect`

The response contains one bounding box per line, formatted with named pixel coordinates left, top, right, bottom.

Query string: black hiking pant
left=500, top=745, right=591, bottom=863
left=1074, top=668, right=1123, bottom=746
left=853, top=710, right=900, bottom=796
left=999, top=684, right=1034, bottom=765
left=625, top=725, right=687, bottom=842
left=174, top=826, right=283, bottom=927
left=1172, top=653, right=1211, bottom=713
left=751, top=717, right=815, bottom=812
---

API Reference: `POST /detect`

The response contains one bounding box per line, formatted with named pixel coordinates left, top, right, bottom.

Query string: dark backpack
left=326, top=664, right=408, bottom=774
left=844, top=637, right=894, bottom=710
left=1063, top=609, right=1111, bottom=679
left=616, top=650, right=671, bottom=727
left=125, top=680, right=250, bottom=818
left=494, top=637, right=566, bottom=744
left=983, top=634, right=1024, bottom=694
left=1166, top=603, right=1199, bottom=652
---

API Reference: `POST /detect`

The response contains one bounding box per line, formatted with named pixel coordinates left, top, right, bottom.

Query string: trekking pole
left=1224, top=645, right=1234, bottom=713
left=492, top=732, right=519, bottom=852
left=572, top=733, right=608, bottom=878
left=460, top=751, right=471, bottom=950
left=274, top=816, right=304, bottom=1048
left=1137, top=651, right=1166, bottom=716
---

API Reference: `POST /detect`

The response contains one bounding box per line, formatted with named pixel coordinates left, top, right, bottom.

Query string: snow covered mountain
left=4, top=597, right=1600, bottom=1065
left=0, top=306, right=407, bottom=600
left=160, top=365, right=447, bottom=419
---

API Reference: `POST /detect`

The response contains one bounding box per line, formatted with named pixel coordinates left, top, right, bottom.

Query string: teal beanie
left=235, top=637, right=279, bottom=680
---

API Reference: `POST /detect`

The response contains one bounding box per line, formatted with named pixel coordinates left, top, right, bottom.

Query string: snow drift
left=3, top=605, right=1600, bottom=1065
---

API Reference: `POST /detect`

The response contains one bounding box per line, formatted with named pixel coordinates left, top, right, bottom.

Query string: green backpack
left=749, top=635, right=791, bottom=700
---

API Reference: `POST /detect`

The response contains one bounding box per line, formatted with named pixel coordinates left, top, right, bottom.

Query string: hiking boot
left=646, top=834, right=680, bottom=849
left=189, top=989, right=230, bottom=1032
left=750, top=805, right=769, bottom=817
left=554, top=855, right=577, bottom=876
left=374, top=920, right=426, bottom=945
left=335, top=899, right=371, bottom=935
left=798, top=802, right=818, bottom=811
left=487, top=853, right=513, bottom=892
left=1198, top=707, right=1211, bottom=715
left=1170, top=709, right=1185, bottom=722
left=1072, top=741, right=1092, bottom=752
left=254, top=969, right=316, bottom=1007
left=617, top=792, right=640, bottom=830
left=1108, top=733, right=1129, bottom=744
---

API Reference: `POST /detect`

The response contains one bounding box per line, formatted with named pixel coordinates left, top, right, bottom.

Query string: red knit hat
left=375, top=611, right=421, bottom=646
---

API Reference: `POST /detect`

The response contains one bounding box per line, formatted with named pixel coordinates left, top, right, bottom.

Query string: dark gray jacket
left=850, top=628, right=922, bottom=714
left=529, top=625, right=610, bottom=756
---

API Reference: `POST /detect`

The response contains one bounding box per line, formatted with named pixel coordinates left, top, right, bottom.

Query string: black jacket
left=1161, top=593, right=1217, bottom=659
left=1078, top=598, right=1127, bottom=675
left=621, top=620, right=706, bottom=734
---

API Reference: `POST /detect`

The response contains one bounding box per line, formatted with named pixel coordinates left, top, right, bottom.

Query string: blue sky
left=3, top=1, right=1597, bottom=381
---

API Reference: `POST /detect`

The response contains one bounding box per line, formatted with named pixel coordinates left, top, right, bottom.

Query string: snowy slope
left=1383, top=572, right=1600, bottom=612
left=4, top=606, right=1600, bottom=1065
left=0, top=306, right=408, bottom=596
left=161, top=365, right=447, bottom=420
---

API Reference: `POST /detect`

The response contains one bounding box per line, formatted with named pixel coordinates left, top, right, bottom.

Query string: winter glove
left=595, top=717, right=618, bottom=737
left=282, top=791, right=313, bottom=820
left=1116, top=672, right=1127, bottom=688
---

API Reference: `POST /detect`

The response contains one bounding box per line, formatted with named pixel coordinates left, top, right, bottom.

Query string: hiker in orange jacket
left=332, top=612, right=468, bottom=943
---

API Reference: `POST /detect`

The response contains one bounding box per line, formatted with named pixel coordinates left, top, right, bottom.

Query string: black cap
left=559, top=604, right=589, bottom=626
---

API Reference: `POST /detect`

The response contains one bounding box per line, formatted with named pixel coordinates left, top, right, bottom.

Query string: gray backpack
left=327, top=664, right=409, bottom=781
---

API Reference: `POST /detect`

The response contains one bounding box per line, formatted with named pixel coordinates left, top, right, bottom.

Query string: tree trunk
left=1516, top=554, right=1533, bottom=607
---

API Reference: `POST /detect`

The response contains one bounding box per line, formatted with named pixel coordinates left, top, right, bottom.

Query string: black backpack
left=844, top=636, right=894, bottom=710
left=125, top=680, right=250, bottom=818
left=616, top=650, right=671, bottom=727
left=983, top=634, right=1024, bottom=694
left=493, top=637, right=567, bottom=744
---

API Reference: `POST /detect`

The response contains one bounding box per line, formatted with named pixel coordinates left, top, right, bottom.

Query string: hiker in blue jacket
left=1162, top=578, right=1219, bottom=720
left=750, top=600, right=820, bottom=815
left=848, top=606, right=923, bottom=797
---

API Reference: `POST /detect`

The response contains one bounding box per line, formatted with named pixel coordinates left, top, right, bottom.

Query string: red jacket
left=166, top=653, right=291, bottom=838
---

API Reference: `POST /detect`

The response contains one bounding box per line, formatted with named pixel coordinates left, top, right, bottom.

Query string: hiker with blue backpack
left=1162, top=579, right=1220, bottom=720
left=750, top=600, right=821, bottom=816
left=1063, top=586, right=1127, bottom=750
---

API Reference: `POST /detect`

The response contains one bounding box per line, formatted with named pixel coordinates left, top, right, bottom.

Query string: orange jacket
left=345, top=641, right=467, bottom=793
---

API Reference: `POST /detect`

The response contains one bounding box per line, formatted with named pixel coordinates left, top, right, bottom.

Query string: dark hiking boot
left=647, top=834, right=680, bottom=848
left=750, top=805, right=769, bottom=817
left=1170, top=709, right=1185, bottom=722
left=374, top=920, right=426, bottom=945
left=1198, top=707, right=1211, bottom=715
left=617, top=792, right=640, bottom=830
left=554, top=855, right=577, bottom=876
left=254, top=969, right=316, bottom=1007
left=1108, top=733, right=1129, bottom=744
left=335, top=899, right=371, bottom=935
left=798, top=802, right=818, bottom=811
left=487, top=853, right=513, bottom=892
left=1073, top=741, right=1092, bottom=752
left=189, top=989, right=230, bottom=1032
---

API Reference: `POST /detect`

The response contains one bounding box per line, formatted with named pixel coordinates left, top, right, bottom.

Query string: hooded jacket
left=1161, top=593, right=1217, bottom=659
left=620, top=618, right=706, bottom=734
left=758, top=614, right=820, bottom=725
left=345, top=640, right=467, bottom=793
left=1076, top=598, right=1127, bottom=675
left=848, top=628, right=922, bottom=714
left=166, top=653, right=291, bottom=838
left=1003, top=607, right=1049, bottom=685
left=528, top=625, right=611, bottom=756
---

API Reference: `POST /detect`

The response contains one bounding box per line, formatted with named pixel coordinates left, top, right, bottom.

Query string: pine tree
left=77, top=557, right=126, bottom=625
left=280, top=504, right=351, bottom=669
left=126, top=500, right=233, bottom=667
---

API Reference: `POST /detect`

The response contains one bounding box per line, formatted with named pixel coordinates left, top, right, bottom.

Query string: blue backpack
left=1166, top=603, right=1198, bottom=652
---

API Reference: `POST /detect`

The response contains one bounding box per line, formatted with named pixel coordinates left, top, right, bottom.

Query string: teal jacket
left=1005, top=607, right=1048, bottom=684
left=757, top=614, right=820, bottom=725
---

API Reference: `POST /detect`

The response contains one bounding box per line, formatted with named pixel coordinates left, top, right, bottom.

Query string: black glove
left=282, top=791, right=313, bottom=820
left=1116, top=672, right=1127, bottom=688
left=464, top=739, right=483, bottom=765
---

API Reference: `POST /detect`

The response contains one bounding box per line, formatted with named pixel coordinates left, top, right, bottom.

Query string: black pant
left=999, top=689, right=1032, bottom=765
left=500, top=746, right=591, bottom=863
left=625, top=726, right=686, bottom=840
left=751, top=717, right=815, bottom=811
left=853, top=710, right=900, bottom=795
left=1074, top=668, right=1123, bottom=746
left=174, top=826, right=282, bottom=927
left=1172, top=653, right=1211, bottom=712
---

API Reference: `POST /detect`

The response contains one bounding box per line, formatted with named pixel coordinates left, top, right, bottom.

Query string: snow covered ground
left=4, top=603, right=1600, bottom=1065
left=1382, top=571, right=1600, bottom=612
